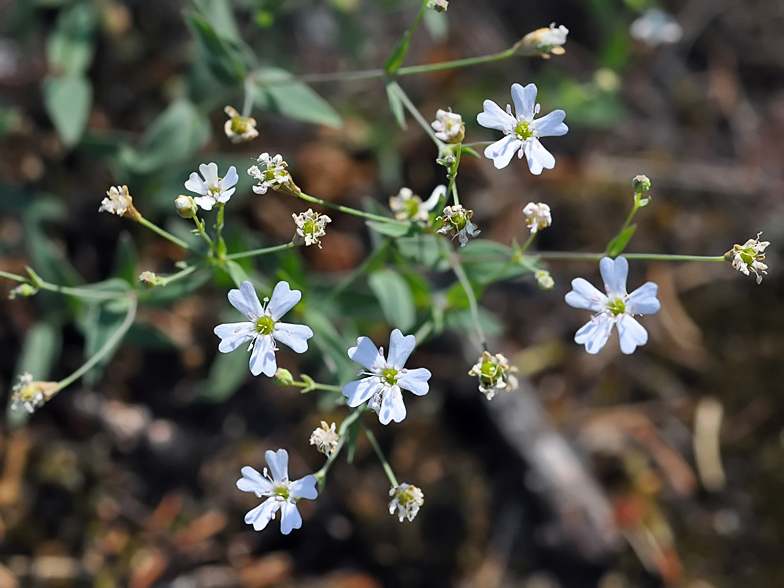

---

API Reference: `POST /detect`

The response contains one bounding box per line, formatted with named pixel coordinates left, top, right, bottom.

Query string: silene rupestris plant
left=1, top=0, right=770, bottom=541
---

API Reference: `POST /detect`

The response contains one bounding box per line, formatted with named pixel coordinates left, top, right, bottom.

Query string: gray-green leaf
left=368, top=268, right=416, bottom=332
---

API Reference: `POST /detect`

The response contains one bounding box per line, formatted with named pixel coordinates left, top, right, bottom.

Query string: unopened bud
left=535, top=270, right=554, bottom=291
left=139, top=271, right=164, bottom=289
left=632, top=175, right=651, bottom=194
left=175, top=195, right=198, bottom=219
left=8, top=283, right=38, bottom=299
left=437, top=153, right=457, bottom=168
left=427, top=0, right=448, bottom=12
left=274, top=368, right=294, bottom=386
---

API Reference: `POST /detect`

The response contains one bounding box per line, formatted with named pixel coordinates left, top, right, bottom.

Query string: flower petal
left=236, top=466, right=273, bottom=495
left=378, top=385, right=406, bottom=425
left=222, top=166, right=239, bottom=189
left=565, top=278, right=607, bottom=312
left=626, top=282, right=661, bottom=315
left=214, top=321, right=254, bottom=353
left=244, top=499, right=279, bottom=531
left=184, top=172, right=206, bottom=195
left=217, top=187, right=235, bottom=203
left=273, top=323, right=313, bottom=354
left=265, top=449, right=289, bottom=483
left=229, top=281, right=263, bottom=320
left=199, top=162, right=219, bottom=185
left=397, top=367, right=431, bottom=396
left=617, top=315, right=648, bottom=354
left=249, top=335, right=276, bottom=377
left=574, top=315, right=614, bottom=354
left=290, top=475, right=318, bottom=501
left=388, top=329, right=416, bottom=370
left=422, top=185, right=446, bottom=212
left=485, top=135, right=521, bottom=170
left=342, top=377, right=384, bottom=407
left=511, top=82, right=538, bottom=120
left=523, top=139, right=555, bottom=175
left=477, top=99, right=515, bottom=132
left=268, top=281, right=301, bottom=321
left=531, top=109, right=568, bottom=137
left=600, top=256, right=628, bottom=296
left=279, top=500, right=302, bottom=535
left=193, top=196, right=215, bottom=211
left=347, top=337, right=384, bottom=371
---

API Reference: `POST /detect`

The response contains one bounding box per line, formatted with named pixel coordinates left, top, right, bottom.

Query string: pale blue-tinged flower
left=214, top=281, right=313, bottom=377
left=477, top=83, right=568, bottom=174
left=236, top=449, right=318, bottom=534
left=565, top=256, right=660, bottom=355
left=341, top=329, right=431, bottom=425
left=185, top=162, right=238, bottom=211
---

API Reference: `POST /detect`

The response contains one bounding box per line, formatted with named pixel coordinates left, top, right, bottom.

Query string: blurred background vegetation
left=1, top=0, right=784, bottom=586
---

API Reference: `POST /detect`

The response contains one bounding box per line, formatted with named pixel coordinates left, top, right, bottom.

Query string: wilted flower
left=514, top=23, right=569, bottom=58
left=8, top=283, right=38, bottom=299
left=100, top=185, right=141, bottom=221
left=565, top=256, right=660, bottom=354
left=10, top=373, right=58, bottom=414
left=248, top=153, right=299, bottom=195
left=310, top=421, right=339, bottom=456
left=389, top=185, right=445, bottom=223
left=138, top=271, right=163, bottom=289
left=522, top=202, right=552, bottom=234
left=292, top=209, right=331, bottom=248
left=477, top=83, right=568, bottom=174
left=630, top=9, right=683, bottom=47
left=224, top=106, right=259, bottom=143
left=184, top=163, right=239, bottom=211
left=341, top=329, right=431, bottom=425
left=174, top=195, right=198, bottom=219
left=726, top=233, right=770, bottom=284
left=214, top=281, right=314, bottom=377
left=427, top=0, right=448, bottom=12
left=389, top=483, right=424, bottom=522
left=431, top=109, right=464, bottom=143
left=468, top=351, right=519, bottom=400
left=437, top=204, right=480, bottom=247
left=236, top=449, right=318, bottom=534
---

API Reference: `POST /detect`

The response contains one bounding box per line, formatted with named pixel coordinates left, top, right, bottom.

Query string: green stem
left=440, top=238, right=487, bottom=351
left=295, top=191, right=409, bottom=225
left=518, top=232, right=537, bottom=256
left=56, top=295, right=138, bottom=390
left=290, top=379, right=343, bottom=394
left=225, top=242, right=297, bottom=261
left=533, top=252, right=726, bottom=262
left=413, top=319, right=433, bottom=344
left=446, top=143, right=462, bottom=206
left=362, top=420, right=399, bottom=487
left=159, top=264, right=200, bottom=287
left=392, top=81, right=445, bottom=149
left=192, top=216, right=214, bottom=249
left=215, top=204, right=227, bottom=260
left=138, top=217, right=194, bottom=252
left=314, top=408, right=363, bottom=488
left=0, top=269, right=27, bottom=282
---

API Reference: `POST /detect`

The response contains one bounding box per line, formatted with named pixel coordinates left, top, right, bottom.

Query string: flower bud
left=8, top=283, right=38, bottom=299
left=633, top=175, right=651, bottom=194
left=535, top=270, right=554, bottom=291
left=175, top=195, right=198, bottom=219
left=138, top=271, right=164, bottom=289
left=427, top=0, right=448, bottom=12
left=274, top=368, right=294, bottom=386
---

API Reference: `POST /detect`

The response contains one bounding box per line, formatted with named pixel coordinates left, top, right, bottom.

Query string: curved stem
left=314, top=408, right=363, bottom=488
left=295, top=191, right=409, bottom=225
left=225, top=242, right=297, bottom=261
left=138, top=217, right=193, bottom=252
left=440, top=238, right=487, bottom=352
left=392, top=81, right=444, bottom=149
left=56, top=295, right=138, bottom=390
left=362, top=420, right=399, bottom=487
left=534, top=252, right=726, bottom=262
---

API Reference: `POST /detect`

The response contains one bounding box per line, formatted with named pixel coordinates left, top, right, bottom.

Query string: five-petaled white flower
left=236, top=449, right=318, bottom=534
left=389, top=185, right=445, bottom=223
left=565, top=256, right=660, bottom=355
left=185, top=162, right=239, bottom=211
left=431, top=109, right=465, bottom=144
left=389, top=483, right=424, bottom=522
left=477, top=83, right=568, bottom=174
left=341, top=329, right=431, bottom=425
left=522, top=202, right=552, bottom=234
left=214, top=281, right=313, bottom=377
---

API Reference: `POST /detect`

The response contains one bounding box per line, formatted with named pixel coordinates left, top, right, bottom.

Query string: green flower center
left=403, top=197, right=421, bottom=219
left=606, top=297, right=627, bottom=316
left=264, top=168, right=278, bottom=182
left=381, top=367, right=399, bottom=386
left=273, top=484, right=290, bottom=500
left=255, top=315, right=276, bottom=335
left=303, top=218, right=318, bottom=236
left=480, top=360, right=500, bottom=384
left=739, top=249, right=756, bottom=266
left=514, top=120, right=534, bottom=140
left=231, top=118, right=248, bottom=134
left=451, top=213, right=467, bottom=231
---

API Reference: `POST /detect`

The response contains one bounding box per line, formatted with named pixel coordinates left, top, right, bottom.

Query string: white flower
left=522, top=202, right=552, bottom=234
left=214, top=281, right=314, bottom=377
left=236, top=449, right=318, bottom=534
left=292, top=209, right=331, bottom=248
left=431, top=109, right=464, bottom=143
left=224, top=106, right=259, bottom=144
left=184, top=162, right=239, bottom=211
left=437, top=204, right=480, bottom=247
left=309, top=421, right=339, bottom=456
left=515, top=23, right=569, bottom=57
left=10, top=373, right=57, bottom=414
left=100, top=185, right=140, bottom=220
left=341, top=329, right=431, bottom=425
left=248, top=153, right=291, bottom=195
left=726, top=233, right=770, bottom=284
left=565, top=256, right=660, bottom=355
left=468, top=351, right=518, bottom=400
left=389, top=483, right=424, bottom=522
left=389, top=185, right=446, bottom=223
left=477, top=83, right=568, bottom=174
left=630, top=9, right=683, bottom=47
